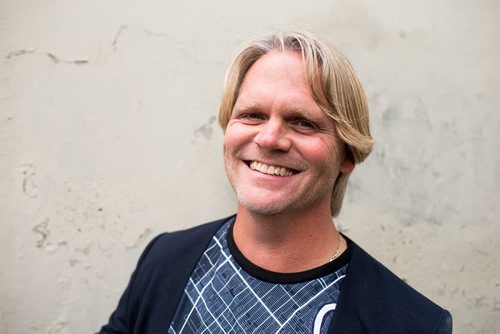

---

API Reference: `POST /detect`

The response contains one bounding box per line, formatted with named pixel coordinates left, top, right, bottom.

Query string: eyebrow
left=233, top=103, right=318, bottom=118
left=286, top=109, right=319, bottom=120
left=232, top=102, right=260, bottom=113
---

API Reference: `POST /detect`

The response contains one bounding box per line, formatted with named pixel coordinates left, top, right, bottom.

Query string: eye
left=244, top=113, right=265, bottom=120
left=238, top=112, right=266, bottom=124
left=297, top=120, right=314, bottom=128
left=292, top=118, right=318, bottom=132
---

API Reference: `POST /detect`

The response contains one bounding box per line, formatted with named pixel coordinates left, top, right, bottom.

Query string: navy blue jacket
left=99, top=216, right=452, bottom=333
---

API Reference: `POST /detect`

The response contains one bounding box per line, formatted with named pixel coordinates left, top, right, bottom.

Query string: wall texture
left=1, top=0, right=498, bottom=333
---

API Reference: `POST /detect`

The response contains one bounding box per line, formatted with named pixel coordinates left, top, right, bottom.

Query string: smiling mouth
left=247, top=161, right=298, bottom=177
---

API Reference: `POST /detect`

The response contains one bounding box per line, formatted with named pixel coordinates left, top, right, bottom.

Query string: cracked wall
left=1, top=0, right=499, bottom=333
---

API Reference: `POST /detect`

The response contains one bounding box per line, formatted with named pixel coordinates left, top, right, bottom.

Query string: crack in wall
left=111, top=24, right=172, bottom=50
left=5, top=48, right=89, bottom=65
left=4, top=24, right=172, bottom=66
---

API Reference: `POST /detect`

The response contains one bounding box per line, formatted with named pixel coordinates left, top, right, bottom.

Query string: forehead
left=239, top=51, right=309, bottom=94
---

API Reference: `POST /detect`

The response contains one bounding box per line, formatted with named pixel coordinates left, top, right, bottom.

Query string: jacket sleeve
left=431, top=309, right=453, bottom=334
left=97, top=234, right=164, bottom=334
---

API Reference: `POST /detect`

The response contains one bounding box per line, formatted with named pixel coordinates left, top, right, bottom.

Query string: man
left=100, top=30, right=452, bottom=333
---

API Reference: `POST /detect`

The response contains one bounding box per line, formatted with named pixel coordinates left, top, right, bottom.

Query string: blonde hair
left=219, top=30, right=373, bottom=216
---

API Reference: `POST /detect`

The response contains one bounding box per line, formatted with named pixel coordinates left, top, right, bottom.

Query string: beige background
left=1, top=0, right=499, bottom=333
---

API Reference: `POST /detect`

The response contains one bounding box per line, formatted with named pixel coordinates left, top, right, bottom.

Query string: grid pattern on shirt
left=168, top=222, right=347, bottom=334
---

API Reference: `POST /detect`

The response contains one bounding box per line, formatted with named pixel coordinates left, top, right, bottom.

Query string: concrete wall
left=1, top=0, right=498, bottom=333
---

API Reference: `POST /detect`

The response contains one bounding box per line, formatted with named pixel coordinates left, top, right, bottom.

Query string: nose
left=254, top=119, right=292, bottom=152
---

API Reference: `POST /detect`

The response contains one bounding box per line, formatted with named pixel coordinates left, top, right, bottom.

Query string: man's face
left=223, top=51, right=353, bottom=216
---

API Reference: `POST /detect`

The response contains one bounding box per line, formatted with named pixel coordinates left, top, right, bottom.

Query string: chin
left=238, top=197, right=296, bottom=216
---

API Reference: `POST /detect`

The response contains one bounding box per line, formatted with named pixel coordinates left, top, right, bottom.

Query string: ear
left=340, top=157, right=355, bottom=175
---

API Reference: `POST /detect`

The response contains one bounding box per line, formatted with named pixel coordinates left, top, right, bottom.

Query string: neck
left=233, top=204, right=345, bottom=273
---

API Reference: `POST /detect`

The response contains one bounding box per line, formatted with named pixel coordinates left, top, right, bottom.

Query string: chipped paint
left=194, top=116, right=216, bottom=141
left=20, top=162, right=38, bottom=198
left=32, top=219, right=50, bottom=248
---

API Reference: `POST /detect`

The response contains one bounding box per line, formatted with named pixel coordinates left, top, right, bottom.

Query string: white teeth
left=249, top=161, right=294, bottom=176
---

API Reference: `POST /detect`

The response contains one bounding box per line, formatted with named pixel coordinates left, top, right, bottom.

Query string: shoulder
left=332, top=237, right=452, bottom=333
left=101, top=215, right=234, bottom=334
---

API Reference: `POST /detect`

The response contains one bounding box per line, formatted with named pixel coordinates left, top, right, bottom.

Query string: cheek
left=224, top=123, right=253, bottom=151
left=303, top=139, right=345, bottom=174
left=306, top=137, right=340, bottom=159
left=223, top=130, right=243, bottom=163
left=223, top=125, right=236, bottom=150
left=223, top=132, right=236, bottom=155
